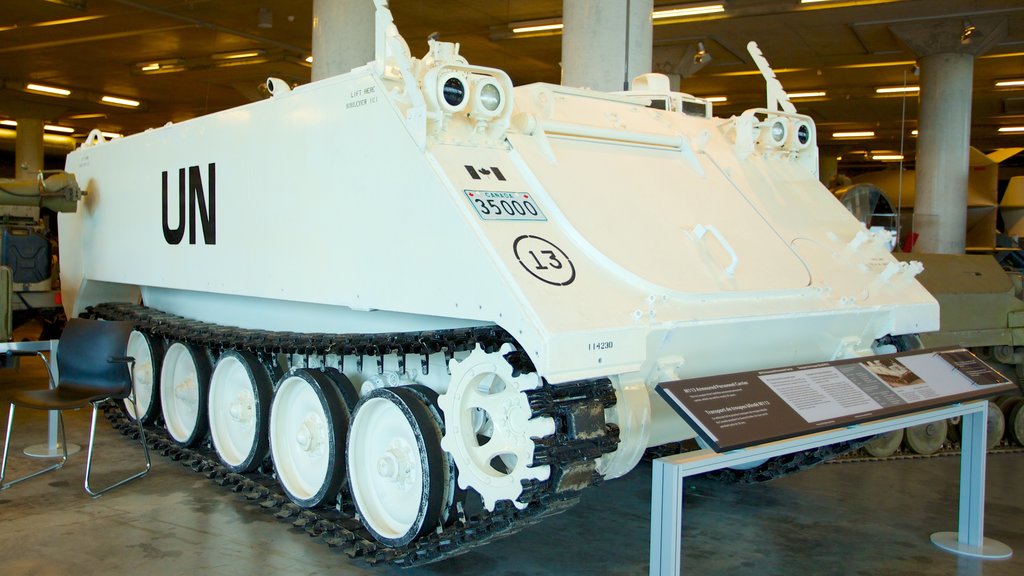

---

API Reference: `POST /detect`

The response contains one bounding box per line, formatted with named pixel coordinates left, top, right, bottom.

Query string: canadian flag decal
left=464, top=165, right=507, bottom=181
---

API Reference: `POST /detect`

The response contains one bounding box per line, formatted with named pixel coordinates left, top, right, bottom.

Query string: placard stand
left=649, top=400, right=1012, bottom=576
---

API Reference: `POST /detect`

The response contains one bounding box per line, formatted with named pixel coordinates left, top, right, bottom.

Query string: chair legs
left=84, top=399, right=152, bottom=497
left=0, top=403, right=69, bottom=490
left=1, top=398, right=151, bottom=496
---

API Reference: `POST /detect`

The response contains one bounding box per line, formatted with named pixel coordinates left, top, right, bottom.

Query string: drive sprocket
left=437, top=344, right=554, bottom=510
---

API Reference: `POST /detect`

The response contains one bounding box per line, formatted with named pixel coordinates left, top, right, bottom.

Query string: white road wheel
left=159, top=341, right=211, bottom=446
left=124, top=330, right=163, bottom=423
left=269, top=368, right=349, bottom=508
left=209, top=350, right=273, bottom=472
left=348, top=386, right=447, bottom=547
left=438, top=344, right=554, bottom=511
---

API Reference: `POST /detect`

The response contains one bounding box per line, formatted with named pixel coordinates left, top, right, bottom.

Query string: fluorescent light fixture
left=0, top=120, right=17, bottom=127
left=789, top=91, right=826, bottom=99
left=911, top=129, right=919, bottom=136
left=717, top=68, right=805, bottom=77
left=44, top=124, right=74, bottom=133
left=31, top=15, right=105, bottom=27
left=872, top=154, right=904, bottom=161
left=876, top=86, right=919, bottom=94
left=101, top=131, right=123, bottom=139
left=511, top=3, right=726, bottom=35
left=141, top=63, right=161, bottom=72
left=704, top=96, right=727, bottom=103
left=101, top=95, right=141, bottom=107
left=998, top=126, right=1024, bottom=133
left=837, top=61, right=915, bottom=70
left=305, top=55, right=313, bottom=63
left=26, top=83, right=71, bottom=96
left=833, top=131, right=875, bottom=138
left=510, top=19, right=563, bottom=34
left=212, top=51, right=262, bottom=60
left=652, top=3, right=725, bottom=19
left=68, top=113, right=106, bottom=119
left=996, top=79, right=1024, bottom=87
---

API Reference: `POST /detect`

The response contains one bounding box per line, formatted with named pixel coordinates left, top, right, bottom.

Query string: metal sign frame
left=649, top=400, right=1012, bottom=576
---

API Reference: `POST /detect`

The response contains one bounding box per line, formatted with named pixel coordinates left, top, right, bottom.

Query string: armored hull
left=59, top=4, right=937, bottom=560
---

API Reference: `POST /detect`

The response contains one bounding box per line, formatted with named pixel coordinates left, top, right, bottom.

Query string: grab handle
left=692, top=224, right=739, bottom=277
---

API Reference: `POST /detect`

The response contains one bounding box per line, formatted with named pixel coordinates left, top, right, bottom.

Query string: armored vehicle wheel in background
left=946, top=416, right=962, bottom=444
left=160, top=341, right=211, bottom=446
left=904, top=420, right=947, bottom=455
left=208, top=350, right=274, bottom=472
left=1009, top=401, right=1024, bottom=446
left=124, top=330, right=162, bottom=423
left=347, top=386, right=449, bottom=547
left=987, top=402, right=1005, bottom=450
left=864, top=429, right=904, bottom=458
left=269, top=368, right=350, bottom=508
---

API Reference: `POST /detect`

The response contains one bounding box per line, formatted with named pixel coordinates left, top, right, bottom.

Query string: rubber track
left=89, top=302, right=617, bottom=567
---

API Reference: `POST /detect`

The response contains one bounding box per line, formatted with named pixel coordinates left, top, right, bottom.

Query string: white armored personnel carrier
left=58, top=1, right=937, bottom=563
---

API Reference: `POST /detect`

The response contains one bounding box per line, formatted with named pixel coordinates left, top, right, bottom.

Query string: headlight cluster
left=757, top=116, right=813, bottom=151
left=435, top=70, right=506, bottom=119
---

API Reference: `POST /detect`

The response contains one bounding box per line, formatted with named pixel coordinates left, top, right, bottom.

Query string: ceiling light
left=25, top=83, right=71, bottom=96
left=996, top=79, right=1024, bottom=88
left=998, top=127, right=1024, bottom=133
left=872, top=154, right=904, bottom=161
left=876, top=86, right=919, bottom=94
left=837, top=61, right=915, bottom=70
left=30, top=15, right=105, bottom=28
left=510, top=19, right=563, bottom=34
left=960, top=20, right=976, bottom=45
left=101, top=131, right=123, bottom=139
left=0, top=25, right=17, bottom=32
left=652, top=3, right=725, bottom=19
left=305, top=55, right=313, bottom=63
left=212, top=51, right=263, bottom=60
left=133, top=59, right=186, bottom=75
left=68, top=113, right=106, bottom=120
left=716, top=68, right=805, bottom=77
left=703, top=96, right=727, bottom=103
left=833, top=131, right=875, bottom=138
left=789, top=91, right=826, bottom=99
left=44, top=125, right=74, bottom=134
left=911, top=129, right=919, bottom=136
left=801, top=0, right=837, bottom=3
left=101, top=95, right=141, bottom=107
left=258, top=7, right=273, bottom=30
left=0, top=120, right=17, bottom=127
left=983, top=51, right=1024, bottom=60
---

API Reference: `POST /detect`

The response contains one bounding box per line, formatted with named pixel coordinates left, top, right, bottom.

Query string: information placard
left=656, top=347, right=1017, bottom=451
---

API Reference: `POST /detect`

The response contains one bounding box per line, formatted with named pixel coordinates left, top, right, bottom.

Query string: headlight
left=471, top=77, right=505, bottom=117
left=768, top=119, right=787, bottom=147
left=791, top=120, right=812, bottom=149
left=479, top=82, right=501, bottom=112
left=438, top=72, right=469, bottom=113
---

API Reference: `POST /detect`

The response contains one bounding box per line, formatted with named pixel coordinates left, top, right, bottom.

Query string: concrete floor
left=1, top=353, right=1022, bottom=576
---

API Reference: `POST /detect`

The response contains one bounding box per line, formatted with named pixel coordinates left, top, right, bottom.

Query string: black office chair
left=0, top=318, right=152, bottom=496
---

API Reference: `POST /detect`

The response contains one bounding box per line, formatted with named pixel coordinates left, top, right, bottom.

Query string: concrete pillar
left=312, top=0, right=375, bottom=82
left=890, top=18, right=1005, bottom=254
left=15, top=118, right=43, bottom=180
left=562, top=0, right=652, bottom=91
left=913, top=53, right=973, bottom=253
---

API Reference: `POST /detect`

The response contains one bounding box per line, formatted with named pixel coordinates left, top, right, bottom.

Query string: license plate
left=465, top=190, right=547, bottom=221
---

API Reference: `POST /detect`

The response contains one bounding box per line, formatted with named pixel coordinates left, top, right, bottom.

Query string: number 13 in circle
left=512, top=235, right=576, bottom=286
